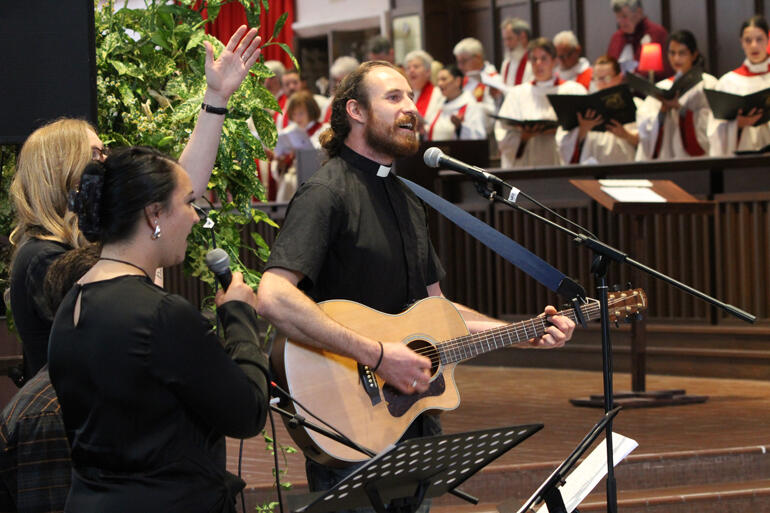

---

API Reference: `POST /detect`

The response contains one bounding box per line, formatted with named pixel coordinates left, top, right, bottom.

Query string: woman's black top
left=10, top=238, right=71, bottom=378
left=48, top=275, right=269, bottom=513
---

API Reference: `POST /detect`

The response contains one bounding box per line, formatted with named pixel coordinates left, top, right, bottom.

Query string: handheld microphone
left=205, top=248, right=232, bottom=290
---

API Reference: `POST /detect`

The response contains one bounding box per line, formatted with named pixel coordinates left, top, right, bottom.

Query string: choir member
left=404, top=50, right=444, bottom=136
left=708, top=15, right=770, bottom=155
left=427, top=65, right=487, bottom=141
left=495, top=38, right=585, bottom=168
left=500, top=17, right=534, bottom=87
left=273, top=92, right=326, bottom=202
left=557, top=55, right=641, bottom=164
left=607, top=0, right=672, bottom=78
left=554, top=31, right=593, bottom=90
left=453, top=37, right=499, bottom=119
left=637, top=30, right=717, bottom=160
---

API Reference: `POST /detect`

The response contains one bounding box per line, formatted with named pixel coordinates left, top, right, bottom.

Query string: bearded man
left=255, top=61, right=574, bottom=510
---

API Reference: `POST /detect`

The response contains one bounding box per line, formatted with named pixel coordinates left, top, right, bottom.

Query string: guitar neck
left=437, top=301, right=601, bottom=365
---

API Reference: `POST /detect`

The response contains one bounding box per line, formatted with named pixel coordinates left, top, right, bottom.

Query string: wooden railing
left=165, top=155, right=770, bottom=325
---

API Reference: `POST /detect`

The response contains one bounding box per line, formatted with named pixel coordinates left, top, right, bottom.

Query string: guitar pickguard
left=382, top=374, right=446, bottom=417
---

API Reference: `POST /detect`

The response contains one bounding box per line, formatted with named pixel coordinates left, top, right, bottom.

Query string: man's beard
left=364, top=113, right=419, bottom=159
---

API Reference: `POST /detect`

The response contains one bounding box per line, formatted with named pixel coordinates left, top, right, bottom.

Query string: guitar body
left=271, top=296, right=469, bottom=467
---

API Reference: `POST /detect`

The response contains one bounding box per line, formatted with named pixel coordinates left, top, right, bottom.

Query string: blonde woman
left=9, top=26, right=262, bottom=381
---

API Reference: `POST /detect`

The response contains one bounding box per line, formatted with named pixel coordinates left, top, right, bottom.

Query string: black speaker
left=0, top=0, right=97, bottom=144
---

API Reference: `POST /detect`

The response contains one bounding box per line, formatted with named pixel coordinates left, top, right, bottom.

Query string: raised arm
left=179, top=25, right=262, bottom=197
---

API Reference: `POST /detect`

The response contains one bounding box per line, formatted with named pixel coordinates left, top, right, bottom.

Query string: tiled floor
left=227, top=366, right=770, bottom=502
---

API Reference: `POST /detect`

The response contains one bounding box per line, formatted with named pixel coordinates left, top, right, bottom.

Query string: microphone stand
left=466, top=177, right=755, bottom=513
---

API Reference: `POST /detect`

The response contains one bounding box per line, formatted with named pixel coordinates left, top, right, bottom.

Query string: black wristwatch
left=201, top=103, right=228, bottom=115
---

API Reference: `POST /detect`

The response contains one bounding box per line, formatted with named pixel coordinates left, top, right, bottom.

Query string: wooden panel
left=460, top=2, right=496, bottom=63
left=582, top=0, right=618, bottom=62
left=713, top=0, right=755, bottom=76
left=536, top=0, right=574, bottom=39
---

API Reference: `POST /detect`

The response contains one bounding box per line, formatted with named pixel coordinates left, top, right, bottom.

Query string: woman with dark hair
left=709, top=15, right=770, bottom=155
left=48, top=147, right=269, bottom=513
left=636, top=29, right=717, bottom=159
left=428, top=65, right=487, bottom=140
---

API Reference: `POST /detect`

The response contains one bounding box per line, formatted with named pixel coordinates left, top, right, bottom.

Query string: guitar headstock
left=607, top=288, right=647, bottom=323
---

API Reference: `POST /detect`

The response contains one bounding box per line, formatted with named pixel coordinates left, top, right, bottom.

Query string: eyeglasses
left=91, top=145, right=109, bottom=161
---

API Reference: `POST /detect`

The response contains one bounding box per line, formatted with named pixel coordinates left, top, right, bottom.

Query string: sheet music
left=598, top=179, right=653, bottom=187
left=600, top=186, right=666, bottom=203
left=480, top=72, right=512, bottom=94
left=274, top=124, right=316, bottom=156
left=528, top=433, right=638, bottom=513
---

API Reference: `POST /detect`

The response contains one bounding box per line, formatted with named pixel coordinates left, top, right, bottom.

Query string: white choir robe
left=462, top=62, right=499, bottom=120
left=427, top=91, right=487, bottom=141
left=708, top=59, right=770, bottom=155
left=557, top=97, right=644, bottom=164
left=555, top=57, right=593, bottom=90
left=500, top=48, right=533, bottom=87
left=495, top=79, right=586, bottom=168
left=414, top=82, right=445, bottom=132
left=636, top=72, right=717, bottom=160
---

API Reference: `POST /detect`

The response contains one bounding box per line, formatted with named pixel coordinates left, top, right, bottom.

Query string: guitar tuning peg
left=611, top=284, right=621, bottom=292
left=635, top=313, right=643, bottom=321
left=626, top=281, right=633, bottom=289
left=614, top=320, right=620, bottom=328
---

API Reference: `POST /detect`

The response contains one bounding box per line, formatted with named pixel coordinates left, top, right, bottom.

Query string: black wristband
left=201, top=103, right=228, bottom=115
left=371, top=341, right=384, bottom=372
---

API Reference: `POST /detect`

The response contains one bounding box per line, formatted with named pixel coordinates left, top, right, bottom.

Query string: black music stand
left=288, top=424, right=543, bottom=513
left=497, top=408, right=624, bottom=513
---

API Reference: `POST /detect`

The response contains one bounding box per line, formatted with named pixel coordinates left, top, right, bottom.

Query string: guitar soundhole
left=406, top=338, right=440, bottom=376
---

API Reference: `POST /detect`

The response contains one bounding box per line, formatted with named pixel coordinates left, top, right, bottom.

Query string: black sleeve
left=265, top=181, right=343, bottom=288
left=420, top=201, right=446, bottom=286
left=150, top=295, right=269, bottom=439
left=26, top=245, right=68, bottom=323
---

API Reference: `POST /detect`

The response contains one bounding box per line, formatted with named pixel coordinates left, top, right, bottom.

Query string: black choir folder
left=546, top=84, right=637, bottom=131
left=625, top=68, right=703, bottom=100
left=490, top=114, right=559, bottom=131
left=704, top=87, right=770, bottom=125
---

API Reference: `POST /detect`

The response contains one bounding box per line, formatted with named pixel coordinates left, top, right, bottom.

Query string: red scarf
left=414, top=82, right=435, bottom=117
left=732, top=62, right=770, bottom=76
left=515, top=52, right=529, bottom=85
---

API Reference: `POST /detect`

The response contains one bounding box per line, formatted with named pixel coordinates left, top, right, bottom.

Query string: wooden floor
left=227, top=365, right=770, bottom=510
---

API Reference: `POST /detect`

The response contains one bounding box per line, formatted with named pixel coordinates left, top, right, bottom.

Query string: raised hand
left=203, top=25, right=262, bottom=106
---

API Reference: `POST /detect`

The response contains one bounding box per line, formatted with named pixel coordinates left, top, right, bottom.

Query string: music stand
left=498, top=408, right=629, bottom=513
left=288, top=424, right=543, bottom=513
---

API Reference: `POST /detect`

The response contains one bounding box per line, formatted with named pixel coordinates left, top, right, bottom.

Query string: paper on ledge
left=598, top=179, right=653, bottom=187
left=600, top=186, right=666, bottom=203
left=532, top=433, right=638, bottom=513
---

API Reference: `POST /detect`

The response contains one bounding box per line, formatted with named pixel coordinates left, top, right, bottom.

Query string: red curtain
left=194, top=1, right=295, bottom=69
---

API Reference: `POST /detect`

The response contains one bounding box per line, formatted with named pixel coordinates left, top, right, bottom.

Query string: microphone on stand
left=423, top=147, right=521, bottom=202
left=205, top=248, right=233, bottom=290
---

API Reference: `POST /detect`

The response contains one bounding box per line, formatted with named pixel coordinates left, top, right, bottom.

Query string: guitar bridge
left=358, top=363, right=382, bottom=406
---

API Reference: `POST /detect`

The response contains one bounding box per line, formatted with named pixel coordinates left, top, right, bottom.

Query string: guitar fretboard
left=437, top=300, right=604, bottom=365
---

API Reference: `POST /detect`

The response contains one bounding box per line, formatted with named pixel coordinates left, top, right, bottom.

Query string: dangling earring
left=151, top=223, right=161, bottom=240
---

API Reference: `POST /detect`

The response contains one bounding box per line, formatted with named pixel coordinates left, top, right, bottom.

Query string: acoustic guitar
left=271, top=289, right=647, bottom=467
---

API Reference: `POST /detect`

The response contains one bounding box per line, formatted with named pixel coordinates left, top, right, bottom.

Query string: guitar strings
left=404, top=295, right=638, bottom=363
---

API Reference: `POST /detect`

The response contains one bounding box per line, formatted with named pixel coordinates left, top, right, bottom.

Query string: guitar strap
left=399, top=177, right=580, bottom=297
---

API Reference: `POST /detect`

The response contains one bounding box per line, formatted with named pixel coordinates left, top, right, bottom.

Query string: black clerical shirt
left=267, top=145, right=445, bottom=314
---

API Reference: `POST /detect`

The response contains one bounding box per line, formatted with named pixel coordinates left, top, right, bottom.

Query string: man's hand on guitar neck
left=520, top=305, right=575, bottom=348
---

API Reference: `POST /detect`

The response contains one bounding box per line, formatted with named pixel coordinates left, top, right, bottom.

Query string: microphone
left=423, top=146, right=514, bottom=191
left=205, top=248, right=232, bottom=290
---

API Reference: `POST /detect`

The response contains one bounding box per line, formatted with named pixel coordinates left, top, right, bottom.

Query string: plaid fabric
left=0, top=368, right=70, bottom=513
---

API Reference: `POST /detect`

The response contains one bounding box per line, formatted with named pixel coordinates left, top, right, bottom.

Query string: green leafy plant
left=94, top=0, right=293, bottom=292
left=0, top=147, right=17, bottom=314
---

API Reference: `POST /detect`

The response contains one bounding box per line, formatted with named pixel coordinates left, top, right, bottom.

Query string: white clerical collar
left=745, top=57, right=770, bottom=73
left=339, top=145, right=393, bottom=178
